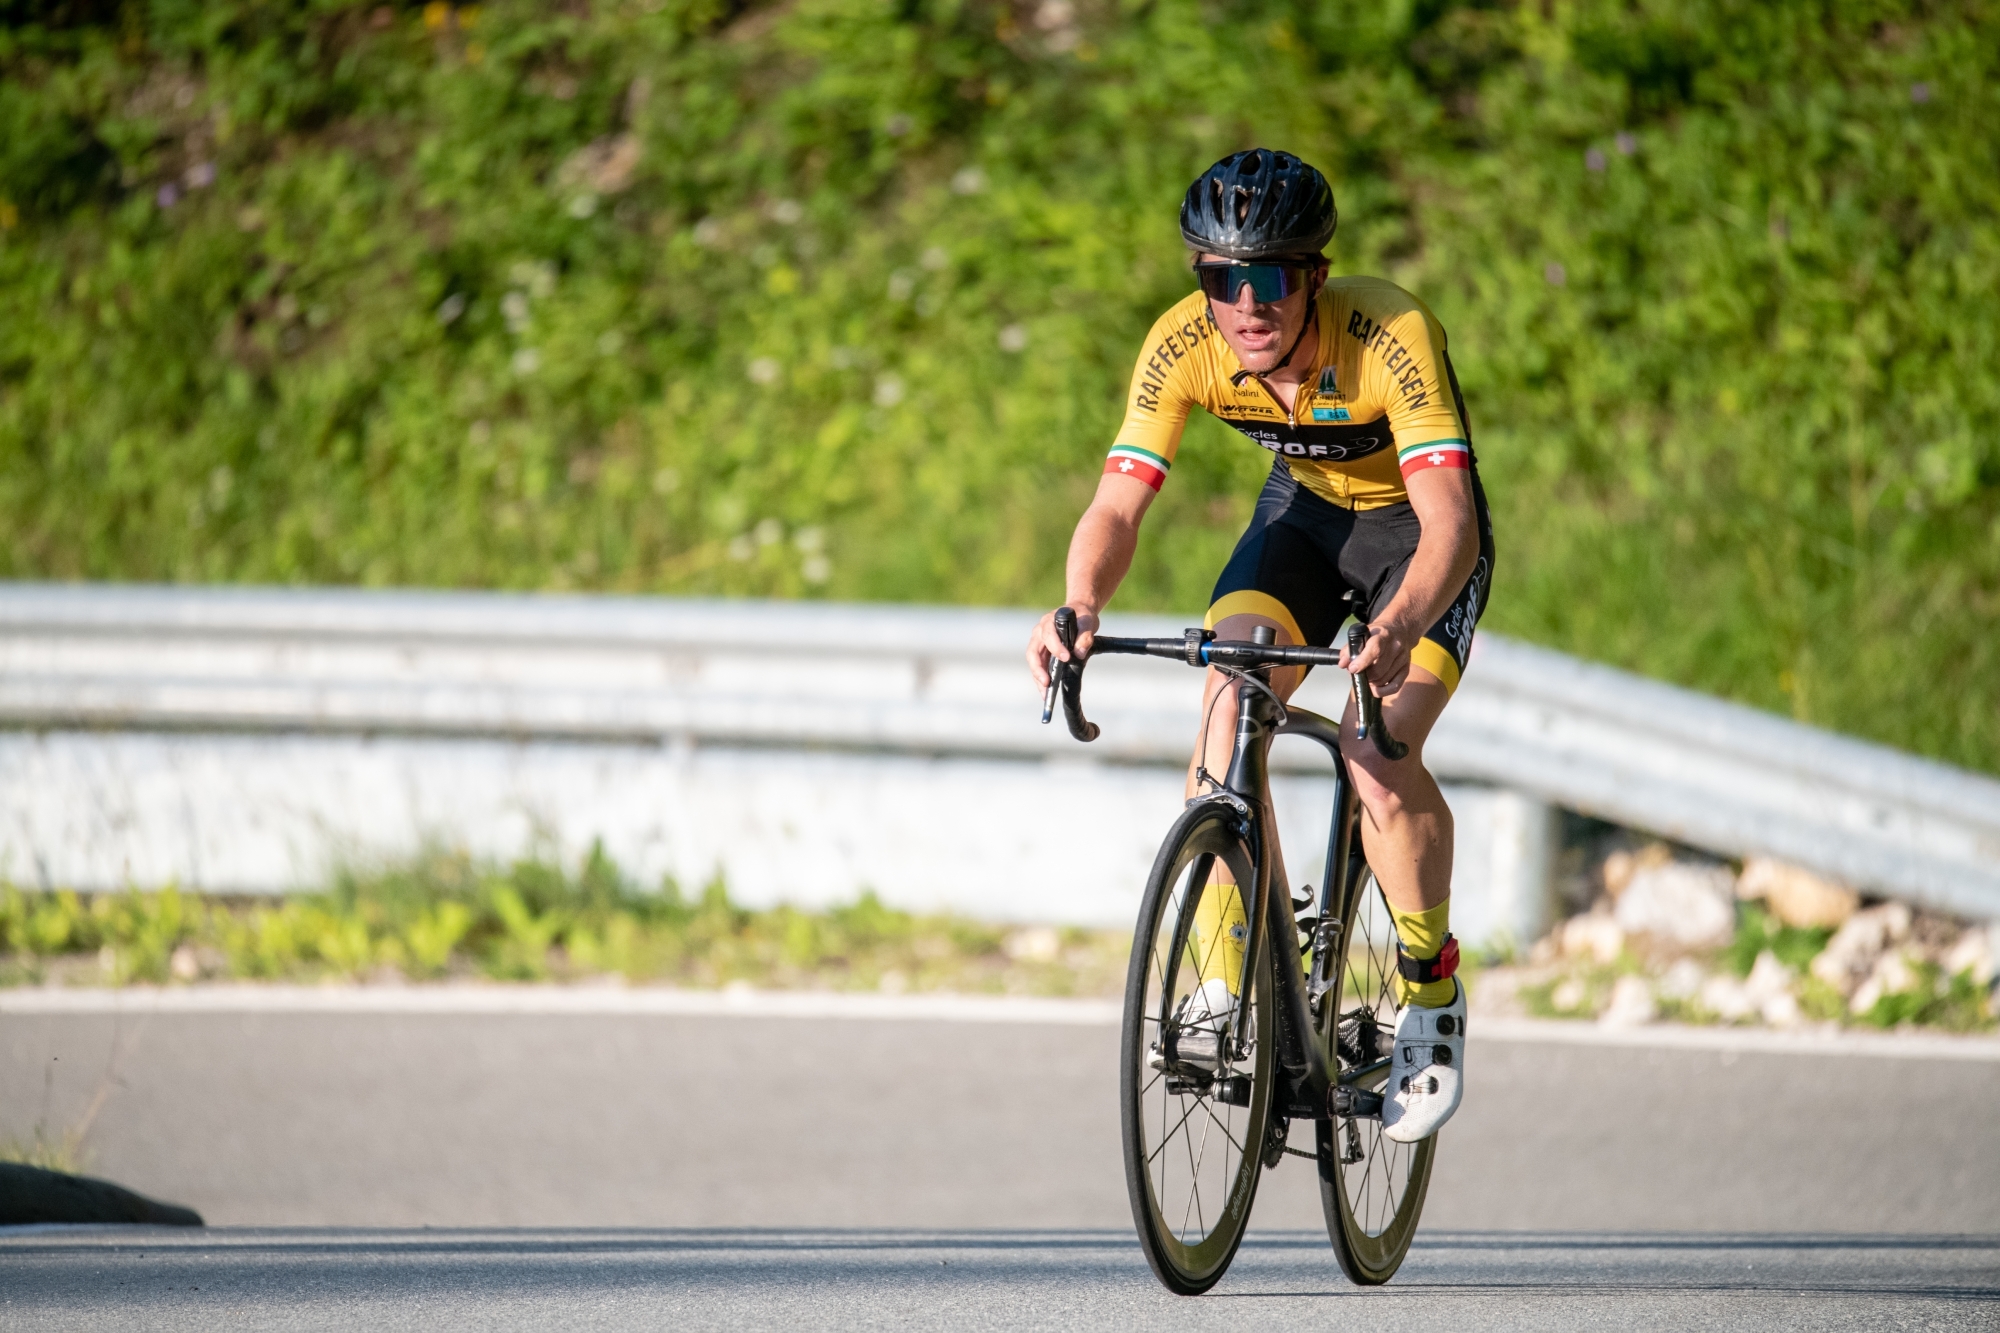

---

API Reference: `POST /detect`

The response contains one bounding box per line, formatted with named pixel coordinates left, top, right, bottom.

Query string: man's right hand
left=1026, top=606, right=1099, bottom=693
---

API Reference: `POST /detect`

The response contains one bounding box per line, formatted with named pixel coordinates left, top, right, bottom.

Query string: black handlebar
left=1040, top=607, right=1408, bottom=759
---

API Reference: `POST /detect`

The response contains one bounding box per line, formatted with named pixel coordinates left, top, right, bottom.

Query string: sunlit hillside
left=2, top=0, right=1996, bottom=770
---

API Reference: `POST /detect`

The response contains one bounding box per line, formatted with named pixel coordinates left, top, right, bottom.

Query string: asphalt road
left=3, top=1226, right=1996, bottom=1330
left=3, top=1000, right=1998, bottom=1326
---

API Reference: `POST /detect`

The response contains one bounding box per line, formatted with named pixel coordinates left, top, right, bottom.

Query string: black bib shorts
left=1204, top=460, right=1496, bottom=694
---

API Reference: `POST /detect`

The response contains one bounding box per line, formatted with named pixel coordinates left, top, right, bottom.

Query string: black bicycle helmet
left=1179, top=148, right=1336, bottom=260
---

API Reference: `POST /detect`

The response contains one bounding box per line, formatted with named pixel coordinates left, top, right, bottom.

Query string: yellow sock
left=1191, top=878, right=1248, bottom=994
left=1390, top=900, right=1457, bottom=1008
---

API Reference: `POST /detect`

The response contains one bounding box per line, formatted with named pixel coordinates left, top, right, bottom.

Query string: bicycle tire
left=1120, top=798, right=1276, bottom=1296
left=1314, top=862, right=1437, bottom=1285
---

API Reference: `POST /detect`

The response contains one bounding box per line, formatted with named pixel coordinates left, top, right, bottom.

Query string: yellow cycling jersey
left=1105, top=276, right=1470, bottom=511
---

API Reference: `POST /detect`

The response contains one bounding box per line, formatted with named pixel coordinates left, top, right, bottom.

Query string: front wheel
left=1314, top=864, right=1436, bottom=1284
left=1120, top=798, right=1276, bottom=1296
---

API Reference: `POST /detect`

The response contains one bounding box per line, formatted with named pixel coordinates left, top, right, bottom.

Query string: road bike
left=1041, top=605, right=1434, bottom=1295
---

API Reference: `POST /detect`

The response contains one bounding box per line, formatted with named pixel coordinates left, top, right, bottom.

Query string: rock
left=1657, top=958, right=1705, bottom=1001
left=0, top=1163, right=202, bottom=1227
left=1602, top=843, right=1672, bottom=899
left=1599, top=974, right=1657, bottom=1027
left=1735, top=857, right=1859, bottom=929
left=1744, top=950, right=1794, bottom=1001
left=1850, top=949, right=1923, bottom=1016
left=1941, top=925, right=1996, bottom=987
left=1613, top=861, right=1737, bottom=948
left=1760, top=991, right=1803, bottom=1027
left=1559, top=912, right=1626, bottom=965
left=1810, top=902, right=1913, bottom=994
left=1003, top=927, right=1061, bottom=963
left=1698, top=972, right=1756, bottom=1022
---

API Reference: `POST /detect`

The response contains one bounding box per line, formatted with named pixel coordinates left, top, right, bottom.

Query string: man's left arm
left=1350, top=469, right=1479, bottom=693
left=1342, top=307, right=1480, bottom=693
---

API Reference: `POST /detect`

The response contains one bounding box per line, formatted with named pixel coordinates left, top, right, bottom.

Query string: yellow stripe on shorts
left=1203, top=591, right=1304, bottom=646
left=1408, top=638, right=1462, bottom=695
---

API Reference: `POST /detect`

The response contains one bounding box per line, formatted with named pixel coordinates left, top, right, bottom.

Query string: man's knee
left=1341, top=741, right=1429, bottom=819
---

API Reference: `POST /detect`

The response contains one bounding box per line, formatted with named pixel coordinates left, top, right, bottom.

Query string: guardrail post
left=1446, top=785, right=1558, bottom=957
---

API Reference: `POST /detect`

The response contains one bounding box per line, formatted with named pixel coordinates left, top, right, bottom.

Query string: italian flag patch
left=1105, top=444, right=1170, bottom=491
left=1397, top=438, right=1470, bottom=478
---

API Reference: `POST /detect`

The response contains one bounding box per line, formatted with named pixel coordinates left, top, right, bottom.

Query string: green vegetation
left=0, top=848, right=1128, bottom=994
left=2, top=1, right=1996, bottom=769
left=1719, top=903, right=1832, bottom=978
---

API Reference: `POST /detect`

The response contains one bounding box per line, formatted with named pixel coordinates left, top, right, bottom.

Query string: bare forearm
left=1380, top=499, right=1478, bottom=636
left=1064, top=504, right=1140, bottom=616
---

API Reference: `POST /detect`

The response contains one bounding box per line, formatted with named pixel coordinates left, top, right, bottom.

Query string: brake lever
left=1043, top=606, right=1100, bottom=742
left=1344, top=621, right=1410, bottom=761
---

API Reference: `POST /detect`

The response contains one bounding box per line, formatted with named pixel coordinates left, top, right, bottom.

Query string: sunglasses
left=1193, top=261, right=1312, bottom=304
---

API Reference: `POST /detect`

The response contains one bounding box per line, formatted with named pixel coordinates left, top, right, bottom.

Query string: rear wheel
left=1315, top=863, right=1436, bottom=1285
left=1120, top=798, right=1276, bottom=1296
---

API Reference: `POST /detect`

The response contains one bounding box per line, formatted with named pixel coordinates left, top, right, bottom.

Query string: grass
left=0, top=846, right=1130, bottom=997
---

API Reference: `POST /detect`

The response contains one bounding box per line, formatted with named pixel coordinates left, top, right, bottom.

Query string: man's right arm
left=1025, top=472, right=1157, bottom=692
left=1027, top=295, right=1205, bottom=690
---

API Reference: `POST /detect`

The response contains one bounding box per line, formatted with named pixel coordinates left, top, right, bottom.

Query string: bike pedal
left=1328, top=1086, right=1384, bottom=1119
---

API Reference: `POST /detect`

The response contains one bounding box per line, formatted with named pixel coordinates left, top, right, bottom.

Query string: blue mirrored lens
left=1195, top=264, right=1302, bottom=304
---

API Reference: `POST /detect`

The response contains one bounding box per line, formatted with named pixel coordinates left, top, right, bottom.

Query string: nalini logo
left=1311, top=407, right=1351, bottom=422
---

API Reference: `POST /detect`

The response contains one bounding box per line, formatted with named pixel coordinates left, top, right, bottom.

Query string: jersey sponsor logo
left=1396, top=437, right=1469, bottom=478
left=1311, top=406, right=1351, bottom=422
left=1346, top=310, right=1432, bottom=410
left=1105, top=443, right=1170, bottom=491
left=1132, top=306, right=1219, bottom=414
left=1230, top=423, right=1384, bottom=462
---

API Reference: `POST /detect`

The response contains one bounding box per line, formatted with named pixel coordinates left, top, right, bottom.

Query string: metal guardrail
left=3, top=583, right=1997, bottom=919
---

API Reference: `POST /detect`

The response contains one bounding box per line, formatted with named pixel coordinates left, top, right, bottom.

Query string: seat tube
left=1221, top=655, right=1276, bottom=1041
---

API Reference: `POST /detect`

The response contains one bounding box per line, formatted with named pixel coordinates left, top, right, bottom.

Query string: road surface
left=2, top=991, right=1996, bottom=1326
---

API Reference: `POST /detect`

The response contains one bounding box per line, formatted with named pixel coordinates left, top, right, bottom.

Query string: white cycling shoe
left=1380, top=979, right=1465, bottom=1143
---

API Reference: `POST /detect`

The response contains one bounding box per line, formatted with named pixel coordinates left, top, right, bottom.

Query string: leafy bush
left=1, top=0, right=1995, bottom=770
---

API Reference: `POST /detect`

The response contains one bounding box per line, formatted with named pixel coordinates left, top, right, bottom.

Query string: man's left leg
left=1339, top=668, right=1466, bottom=1143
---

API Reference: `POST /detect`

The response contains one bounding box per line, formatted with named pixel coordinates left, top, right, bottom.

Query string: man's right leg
left=1183, top=607, right=1309, bottom=999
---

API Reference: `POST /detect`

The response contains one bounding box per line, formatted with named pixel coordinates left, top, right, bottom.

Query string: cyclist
left=1026, top=149, right=1492, bottom=1143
